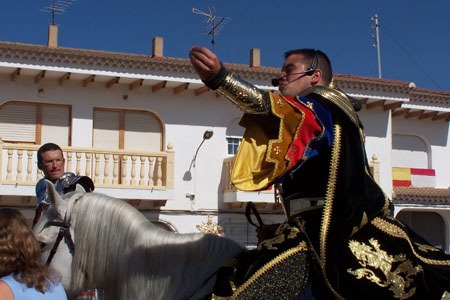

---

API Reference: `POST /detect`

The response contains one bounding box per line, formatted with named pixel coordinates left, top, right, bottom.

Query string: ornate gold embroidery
left=442, top=291, right=450, bottom=300
left=319, top=124, right=345, bottom=300
left=306, top=101, right=314, bottom=110
left=196, top=215, right=223, bottom=236
left=347, top=238, right=423, bottom=299
left=372, top=217, right=405, bottom=237
left=372, top=217, right=450, bottom=266
left=273, top=146, right=281, bottom=155
left=256, top=223, right=300, bottom=251
left=276, top=98, right=284, bottom=108
left=415, top=242, right=441, bottom=252
left=231, top=241, right=309, bottom=300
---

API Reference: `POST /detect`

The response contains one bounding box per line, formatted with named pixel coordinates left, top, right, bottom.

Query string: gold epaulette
left=304, top=86, right=360, bottom=129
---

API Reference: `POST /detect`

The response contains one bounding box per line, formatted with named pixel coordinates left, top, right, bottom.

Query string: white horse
left=33, top=181, right=243, bottom=300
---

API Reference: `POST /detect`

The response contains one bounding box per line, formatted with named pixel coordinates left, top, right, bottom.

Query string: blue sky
left=1, top=0, right=449, bottom=92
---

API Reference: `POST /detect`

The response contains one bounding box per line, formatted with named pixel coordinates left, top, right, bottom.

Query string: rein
left=45, top=219, right=75, bottom=266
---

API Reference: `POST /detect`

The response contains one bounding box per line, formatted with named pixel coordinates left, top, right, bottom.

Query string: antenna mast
left=371, top=14, right=382, bottom=79
left=192, top=7, right=229, bottom=52
left=41, top=0, right=76, bottom=25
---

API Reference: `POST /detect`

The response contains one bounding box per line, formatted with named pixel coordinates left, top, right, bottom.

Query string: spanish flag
left=392, top=167, right=436, bottom=187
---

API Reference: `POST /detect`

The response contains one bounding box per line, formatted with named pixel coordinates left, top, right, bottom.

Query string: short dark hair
left=37, top=143, right=63, bottom=166
left=284, top=48, right=333, bottom=85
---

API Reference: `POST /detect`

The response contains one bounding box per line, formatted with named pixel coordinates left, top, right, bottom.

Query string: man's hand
left=189, top=46, right=221, bottom=81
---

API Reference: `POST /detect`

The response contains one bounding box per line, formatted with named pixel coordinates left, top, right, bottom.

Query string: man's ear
left=37, top=163, right=43, bottom=170
left=310, top=69, right=321, bottom=86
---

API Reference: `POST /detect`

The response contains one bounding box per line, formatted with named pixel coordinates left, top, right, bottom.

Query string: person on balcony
left=189, top=46, right=450, bottom=299
left=0, top=208, right=68, bottom=300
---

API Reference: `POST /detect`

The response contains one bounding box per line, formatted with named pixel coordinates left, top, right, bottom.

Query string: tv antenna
left=192, top=7, right=230, bottom=52
left=41, top=0, right=77, bottom=25
left=371, top=14, right=382, bottom=79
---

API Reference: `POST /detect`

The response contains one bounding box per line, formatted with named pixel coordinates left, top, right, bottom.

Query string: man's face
left=40, top=150, right=65, bottom=182
left=278, top=54, right=314, bottom=97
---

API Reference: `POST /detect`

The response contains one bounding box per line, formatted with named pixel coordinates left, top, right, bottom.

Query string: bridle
left=44, top=217, right=75, bottom=266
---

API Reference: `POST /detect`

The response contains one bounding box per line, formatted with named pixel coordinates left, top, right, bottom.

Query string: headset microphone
left=271, top=77, right=281, bottom=87
left=271, top=69, right=315, bottom=87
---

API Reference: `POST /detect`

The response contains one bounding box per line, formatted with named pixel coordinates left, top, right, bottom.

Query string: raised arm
left=189, top=46, right=271, bottom=115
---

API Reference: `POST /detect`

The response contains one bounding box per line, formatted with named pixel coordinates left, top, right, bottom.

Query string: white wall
left=358, top=107, right=393, bottom=198
left=393, top=116, right=450, bottom=188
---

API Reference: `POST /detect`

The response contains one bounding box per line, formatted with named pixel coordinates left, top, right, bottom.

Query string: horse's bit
left=45, top=219, right=75, bottom=266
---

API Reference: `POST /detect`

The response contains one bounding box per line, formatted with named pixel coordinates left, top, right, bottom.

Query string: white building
left=1, top=26, right=450, bottom=250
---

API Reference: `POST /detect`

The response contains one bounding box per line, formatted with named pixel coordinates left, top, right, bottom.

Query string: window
left=227, top=137, right=241, bottom=156
left=226, top=117, right=244, bottom=156
left=0, top=101, right=70, bottom=145
left=93, top=108, right=163, bottom=151
left=392, top=134, right=428, bottom=168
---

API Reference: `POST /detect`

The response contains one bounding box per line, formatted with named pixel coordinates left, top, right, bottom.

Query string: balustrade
left=0, top=140, right=174, bottom=190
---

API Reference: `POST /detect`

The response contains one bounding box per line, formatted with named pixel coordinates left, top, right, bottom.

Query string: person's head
left=278, top=49, right=332, bottom=97
left=0, top=208, right=41, bottom=275
left=0, top=208, right=54, bottom=292
left=37, top=143, right=65, bottom=182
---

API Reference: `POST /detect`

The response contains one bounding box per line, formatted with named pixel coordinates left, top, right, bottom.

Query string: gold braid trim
left=372, top=217, right=450, bottom=266
left=364, top=166, right=392, bottom=217
left=306, top=86, right=360, bottom=129
left=217, top=73, right=270, bottom=114
left=231, top=242, right=308, bottom=299
left=319, top=123, right=345, bottom=300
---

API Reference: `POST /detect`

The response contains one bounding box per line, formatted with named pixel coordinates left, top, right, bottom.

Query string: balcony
left=222, top=157, right=281, bottom=211
left=0, top=139, right=174, bottom=207
left=222, top=155, right=381, bottom=211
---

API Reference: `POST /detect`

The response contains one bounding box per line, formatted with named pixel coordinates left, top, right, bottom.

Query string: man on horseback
left=189, top=46, right=450, bottom=299
left=33, top=143, right=98, bottom=300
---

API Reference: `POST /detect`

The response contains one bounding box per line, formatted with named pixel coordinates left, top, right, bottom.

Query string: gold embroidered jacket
left=206, top=69, right=450, bottom=299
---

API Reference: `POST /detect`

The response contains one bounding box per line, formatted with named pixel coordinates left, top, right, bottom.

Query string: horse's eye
left=39, top=242, right=47, bottom=251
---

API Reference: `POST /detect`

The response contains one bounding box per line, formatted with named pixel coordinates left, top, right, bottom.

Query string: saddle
left=214, top=202, right=311, bottom=299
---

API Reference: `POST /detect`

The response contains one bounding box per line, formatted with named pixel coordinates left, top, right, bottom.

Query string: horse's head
left=33, top=180, right=85, bottom=290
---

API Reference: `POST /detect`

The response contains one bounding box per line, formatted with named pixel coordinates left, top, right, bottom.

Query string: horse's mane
left=68, top=192, right=242, bottom=300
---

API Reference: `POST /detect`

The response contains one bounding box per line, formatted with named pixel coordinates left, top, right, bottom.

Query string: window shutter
left=93, top=110, right=120, bottom=149
left=41, top=105, right=70, bottom=146
left=124, top=111, right=161, bottom=151
left=0, top=103, right=37, bottom=142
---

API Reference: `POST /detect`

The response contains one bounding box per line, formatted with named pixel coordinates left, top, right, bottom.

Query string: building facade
left=1, top=28, right=450, bottom=250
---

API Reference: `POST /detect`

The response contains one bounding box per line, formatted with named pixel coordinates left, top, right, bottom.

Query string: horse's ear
left=74, top=183, right=86, bottom=193
left=45, top=179, right=63, bottom=207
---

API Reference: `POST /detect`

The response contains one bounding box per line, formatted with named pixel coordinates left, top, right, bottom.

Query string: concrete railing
left=224, top=154, right=381, bottom=193
left=0, top=139, right=174, bottom=190
left=222, top=156, right=273, bottom=194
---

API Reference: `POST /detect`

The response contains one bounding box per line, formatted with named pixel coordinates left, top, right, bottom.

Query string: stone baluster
left=85, top=152, right=92, bottom=178
left=66, top=152, right=73, bottom=173
left=94, top=153, right=101, bottom=184
left=148, top=157, right=155, bottom=187
left=6, top=149, right=13, bottom=181
left=104, top=154, right=111, bottom=184
left=26, top=150, right=33, bottom=182
left=130, top=155, right=137, bottom=186
left=156, top=157, right=163, bottom=186
left=16, top=150, right=23, bottom=182
left=121, top=155, right=128, bottom=185
left=113, top=155, right=119, bottom=184
left=76, top=152, right=82, bottom=175
left=139, top=156, right=146, bottom=186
